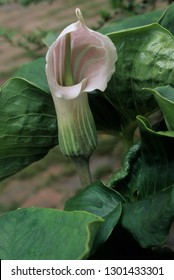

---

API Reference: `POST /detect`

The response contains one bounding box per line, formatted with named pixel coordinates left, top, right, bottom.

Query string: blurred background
left=0, top=0, right=171, bottom=213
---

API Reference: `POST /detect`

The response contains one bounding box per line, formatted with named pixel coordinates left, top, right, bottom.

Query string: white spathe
left=45, top=8, right=117, bottom=159
left=46, top=8, right=117, bottom=99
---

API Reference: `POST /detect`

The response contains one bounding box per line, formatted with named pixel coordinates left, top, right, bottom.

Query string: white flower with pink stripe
left=45, top=8, right=117, bottom=166
left=46, top=8, right=117, bottom=99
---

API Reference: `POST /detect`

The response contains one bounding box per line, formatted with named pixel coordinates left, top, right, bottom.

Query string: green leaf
left=105, top=23, right=174, bottom=133
left=122, top=185, right=174, bottom=248
left=0, top=78, right=57, bottom=181
left=99, top=9, right=163, bottom=34
left=42, top=31, right=58, bottom=47
left=146, top=85, right=174, bottom=131
left=108, top=115, right=174, bottom=247
left=0, top=207, right=103, bottom=260
left=64, top=181, right=123, bottom=250
left=158, top=3, right=174, bottom=35
left=109, top=116, right=174, bottom=199
left=14, top=57, right=49, bottom=93
left=107, top=143, right=141, bottom=198
left=136, top=116, right=174, bottom=198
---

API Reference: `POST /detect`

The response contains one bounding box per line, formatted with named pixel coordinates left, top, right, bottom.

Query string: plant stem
left=121, top=131, right=134, bottom=152
left=121, top=121, right=137, bottom=152
left=73, top=157, right=92, bottom=187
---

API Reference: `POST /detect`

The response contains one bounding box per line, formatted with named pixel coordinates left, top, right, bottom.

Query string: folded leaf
left=109, top=116, right=174, bottom=198
left=122, top=185, right=174, bottom=248
left=137, top=116, right=174, bottom=198
left=107, top=143, right=141, bottom=198
left=145, top=85, right=174, bottom=131
left=0, top=208, right=103, bottom=260
left=65, top=181, right=123, bottom=251
left=108, top=115, right=174, bottom=247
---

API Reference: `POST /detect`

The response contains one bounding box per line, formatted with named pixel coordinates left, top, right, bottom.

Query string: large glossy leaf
left=0, top=78, right=57, bottom=181
left=99, top=3, right=174, bottom=36
left=0, top=207, right=103, bottom=260
left=105, top=23, right=174, bottom=132
left=108, top=115, right=174, bottom=247
left=65, top=181, right=123, bottom=250
left=146, top=85, right=174, bottom=131
left=99, top=9, right=163, bottom=34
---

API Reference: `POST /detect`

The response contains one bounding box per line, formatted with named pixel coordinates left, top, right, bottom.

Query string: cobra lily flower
left=46, top=8, right=117, bottom=185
